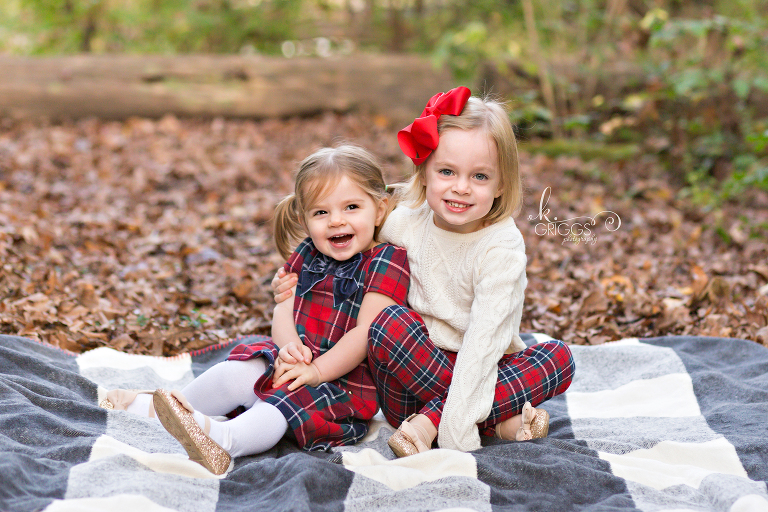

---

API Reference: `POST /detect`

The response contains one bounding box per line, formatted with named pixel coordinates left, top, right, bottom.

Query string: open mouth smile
left=328, top=234, right=354, bottom=247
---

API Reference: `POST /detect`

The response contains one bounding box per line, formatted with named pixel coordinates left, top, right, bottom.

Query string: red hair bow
left=397, top=86, right=471, bottom=165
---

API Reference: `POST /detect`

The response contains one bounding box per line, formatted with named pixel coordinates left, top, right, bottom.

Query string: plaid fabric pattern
left=368, top=305, right=575, bottom=437
left=228, top=239, right=409, bottom=450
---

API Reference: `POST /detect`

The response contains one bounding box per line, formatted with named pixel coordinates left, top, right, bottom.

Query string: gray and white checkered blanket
left=1, top=333, right=766, bottom=511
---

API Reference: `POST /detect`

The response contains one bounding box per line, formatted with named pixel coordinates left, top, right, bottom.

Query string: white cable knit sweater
left=379, top=202, right=528, bottom=451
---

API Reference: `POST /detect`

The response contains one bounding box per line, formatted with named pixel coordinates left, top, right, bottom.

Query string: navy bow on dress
left=297, top=252, right=363, bottom=307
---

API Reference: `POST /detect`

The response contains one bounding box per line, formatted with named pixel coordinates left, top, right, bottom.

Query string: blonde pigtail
left=273, top=194, right=306, bottom=261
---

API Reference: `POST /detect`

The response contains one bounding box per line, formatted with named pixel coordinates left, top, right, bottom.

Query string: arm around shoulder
left=271, top=285, right=302, bottom=349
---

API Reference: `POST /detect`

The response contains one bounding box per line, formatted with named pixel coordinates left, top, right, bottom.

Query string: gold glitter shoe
left=507, top=401, right=549, bottom=441
left=529, top=407, right=550, bottom=439
left=388, top=414, right=431, bottom=458
left=496, top=402, right=549, bottom=441
left=153, top=389, right=231, bottom=475
left=99, top=389, right=155, bottom=417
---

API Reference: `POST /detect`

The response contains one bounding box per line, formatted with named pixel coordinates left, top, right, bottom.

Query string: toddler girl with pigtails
left=274, top=87, right=575, bottom=457
left=101, top=145, right=409, bottom=474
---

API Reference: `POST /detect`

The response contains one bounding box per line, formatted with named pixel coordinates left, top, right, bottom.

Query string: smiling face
left=303, top=174, right=387, bottom=261
left=421, top=128, right=502, bottom=234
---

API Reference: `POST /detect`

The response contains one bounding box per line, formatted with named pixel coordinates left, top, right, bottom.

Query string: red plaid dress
left=228, top=238, right=409, bottom=451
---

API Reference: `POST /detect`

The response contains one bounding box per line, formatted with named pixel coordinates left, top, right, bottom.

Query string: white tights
left=129, top=358, right=288, bottom=458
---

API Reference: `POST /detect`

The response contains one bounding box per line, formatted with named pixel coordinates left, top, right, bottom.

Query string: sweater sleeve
left=437, top=245, right=527, bottom=451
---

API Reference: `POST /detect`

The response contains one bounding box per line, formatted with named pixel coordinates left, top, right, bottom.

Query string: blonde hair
left=403, top=95, right=522, bottom=225
left=274, top=145, right=394, bottom=260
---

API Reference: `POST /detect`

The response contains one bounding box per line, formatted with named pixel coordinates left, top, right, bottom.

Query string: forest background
left=0, top=0, right=767, bottom=355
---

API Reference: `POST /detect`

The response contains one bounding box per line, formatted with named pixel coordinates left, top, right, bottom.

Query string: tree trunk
left=521, top=0, right=561, bottom=138
left=389, top=4, right=405, bottom=52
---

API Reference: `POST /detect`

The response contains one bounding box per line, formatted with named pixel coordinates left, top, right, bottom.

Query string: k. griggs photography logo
left=528, top=187, right=621, bottom=245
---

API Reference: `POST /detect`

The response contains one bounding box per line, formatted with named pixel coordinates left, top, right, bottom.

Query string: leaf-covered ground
left=1, top=113, right=766, bottom=356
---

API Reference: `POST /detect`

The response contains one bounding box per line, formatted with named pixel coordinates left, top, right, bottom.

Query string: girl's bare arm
left=272, top=291, right=395, bottom=390
left=270, top=284, right=301, bottom=349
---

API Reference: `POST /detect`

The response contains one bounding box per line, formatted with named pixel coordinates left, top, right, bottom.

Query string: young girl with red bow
left=274, top=87, right=575, bottom=457
left=101, top=145, right=410, bottom=473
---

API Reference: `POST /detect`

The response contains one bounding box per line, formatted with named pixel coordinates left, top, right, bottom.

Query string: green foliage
left=434, top=22, right=494, bottom=83
left=509, top=92, right=553, bottom=138
left=181, top=310, right=210, bottom=329
left=431, top=5, right=524, bottom=81
left=525, top=139, right=640, bottom=162
left=645, top=12, right=768, bottom=205
left=1, top=0, right=301, bottom=54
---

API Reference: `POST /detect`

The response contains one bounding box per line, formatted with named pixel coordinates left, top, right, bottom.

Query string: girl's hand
left=273, top=342, right=312, bottom=387
left=272, top=362, right=322, bottom=391
left=272, top=268, right=298, bottom=304
left=278, top=342, right=312, bottom=365
left=272, top=356, right=295, bottom=385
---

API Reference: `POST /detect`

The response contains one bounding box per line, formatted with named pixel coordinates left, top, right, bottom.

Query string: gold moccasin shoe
left=388, top=414, right=431, bottom=458
left=153, top=389, right=231, bottom=475
left=514, top=401, right=549, bottom=441
left=99, top=389, right=155, bottom=416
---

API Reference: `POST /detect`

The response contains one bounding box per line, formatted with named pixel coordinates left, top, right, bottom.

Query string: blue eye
left=438, top=169, right=453, bottom=176
left=475, top=174, right=489, bottom=181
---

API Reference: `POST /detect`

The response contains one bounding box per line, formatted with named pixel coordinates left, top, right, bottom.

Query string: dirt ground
left=1, top=113, right=766, bottom=356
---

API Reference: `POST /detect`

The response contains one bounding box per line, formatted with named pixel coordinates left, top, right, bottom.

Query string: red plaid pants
left=368, top=305, right=575, bottom=436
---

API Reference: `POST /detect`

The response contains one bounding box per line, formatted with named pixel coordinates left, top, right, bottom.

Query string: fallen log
left=0, top=54, right=453, bottom=122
